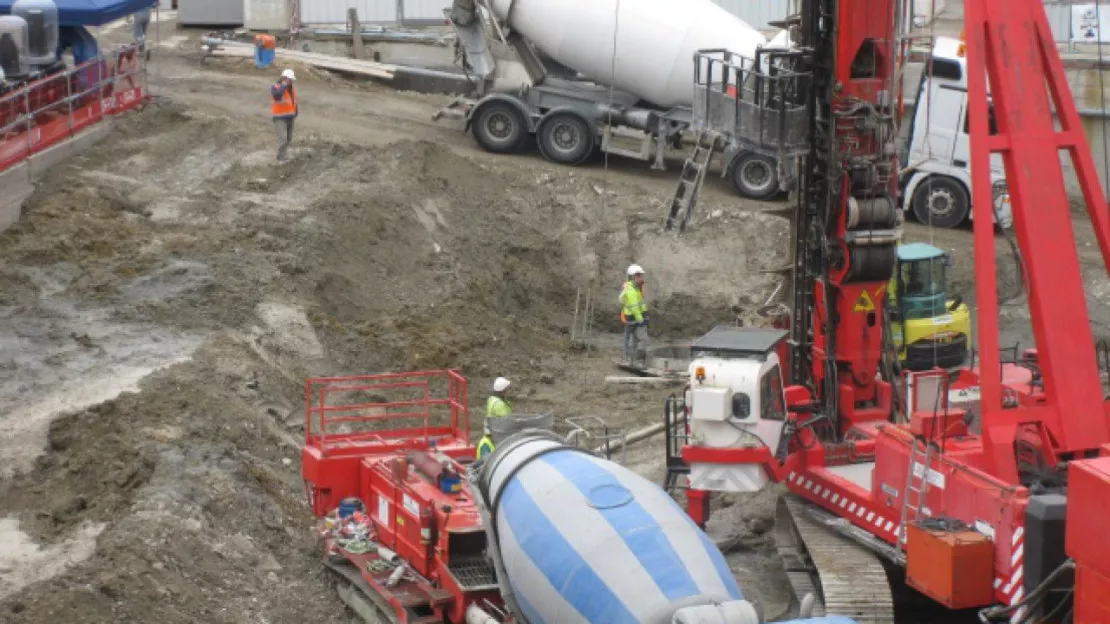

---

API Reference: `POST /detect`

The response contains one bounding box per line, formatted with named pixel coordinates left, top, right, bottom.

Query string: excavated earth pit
left=0, top=101, right=796, bottom=622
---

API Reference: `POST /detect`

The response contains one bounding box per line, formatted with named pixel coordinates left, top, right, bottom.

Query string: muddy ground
left=2, top=17, right=1110, bottom=624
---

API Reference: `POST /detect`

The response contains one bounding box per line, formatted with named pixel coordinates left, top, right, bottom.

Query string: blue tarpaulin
left=0, top=0, right=155, bottom=27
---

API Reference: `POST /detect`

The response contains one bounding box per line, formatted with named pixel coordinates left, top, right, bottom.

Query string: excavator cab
left=887, top=242, right=971, bottom=370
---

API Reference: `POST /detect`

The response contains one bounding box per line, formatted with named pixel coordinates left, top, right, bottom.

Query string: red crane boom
left=966, top=0, right=1110, bottom=483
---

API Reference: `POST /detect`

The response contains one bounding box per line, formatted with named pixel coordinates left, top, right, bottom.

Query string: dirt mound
left=0, top=340, right=347, bottom=623
left=0, top=99, right=791, bottom=622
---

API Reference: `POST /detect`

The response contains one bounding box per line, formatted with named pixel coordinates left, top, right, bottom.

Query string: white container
left=0, top=15, right=30, bottom=79
left=11, top=0, right=58, bottom=68
left=489, top=0, right=767, bottom=109
left=244, top=0, right=288, bottom=31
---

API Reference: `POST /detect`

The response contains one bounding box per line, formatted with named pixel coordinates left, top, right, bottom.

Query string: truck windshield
left=901, top=258, right=946, bottom=297
left=963, top=102, right=998, bottom=135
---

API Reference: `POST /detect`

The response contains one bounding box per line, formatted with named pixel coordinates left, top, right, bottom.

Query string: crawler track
left=775, top=495, right=896, bottom=623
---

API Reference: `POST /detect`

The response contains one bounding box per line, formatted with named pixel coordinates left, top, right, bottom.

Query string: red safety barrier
left=303, top=370, right=471, bottom=458
left=0, top=44, right=149, bottom=173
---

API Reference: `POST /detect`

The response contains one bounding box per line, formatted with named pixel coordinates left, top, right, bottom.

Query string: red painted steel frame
left=812, top=0, right=898, bottom=432
left=303, top=371, right=497, bottom=624
left=1067, top=457, right=1110, bottom=622
left=684, top=0, right=1110, bottom=619
left=302, top=370, right=472, bottom=515
left=964, top=0, right=1110, bottom=483
left=304, top=370, right=471, bottom=455
left=0, top=46, right=147, bottom=173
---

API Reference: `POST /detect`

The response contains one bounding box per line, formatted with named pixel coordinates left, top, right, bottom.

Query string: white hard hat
left=281, top=69, right=296, bottom=81
left=493, top=377, right=511, bottom=392
left=627, top=264, right=644, bottom=277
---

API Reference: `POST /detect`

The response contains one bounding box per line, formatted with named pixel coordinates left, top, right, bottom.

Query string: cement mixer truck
left=434, top=0, right=811, bottom=200
left=470, top=430, right=861, bottom=624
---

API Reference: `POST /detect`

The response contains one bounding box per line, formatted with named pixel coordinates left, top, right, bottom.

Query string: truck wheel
left=537, top=113, right=594, bottom=165
left=730, top=153, right=780, bottom=200
left=473, top=102, right=528, bottom=154
left=911, top=176, right=970, bottom=228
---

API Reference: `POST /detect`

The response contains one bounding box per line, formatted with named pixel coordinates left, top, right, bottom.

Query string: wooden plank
left=206, top=42, right=396, bottom=80
left=604, top=376, right=681, bottom=385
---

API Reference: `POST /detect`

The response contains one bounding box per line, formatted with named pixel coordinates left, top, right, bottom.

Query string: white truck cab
left=902, top=36, right=1013, bottom=229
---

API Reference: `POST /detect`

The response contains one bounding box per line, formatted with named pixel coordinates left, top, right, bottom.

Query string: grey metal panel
left=1042, top=3, right=1073, bottom=42
left=178, top=0, right=244, bottom=25
left=244, top=0, right=289, bottom=30
left=402, top=0, right=449, bottom=21
left=299, top=0, right=398, bottom=25
left=707, top=0, right=791, bottom=31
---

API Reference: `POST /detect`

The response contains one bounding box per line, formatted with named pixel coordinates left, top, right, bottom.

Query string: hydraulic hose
left=977, top=559, right=1075, bottom=623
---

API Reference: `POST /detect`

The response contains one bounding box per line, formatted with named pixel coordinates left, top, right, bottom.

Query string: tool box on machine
left=905, top=521, right=994, bottom=609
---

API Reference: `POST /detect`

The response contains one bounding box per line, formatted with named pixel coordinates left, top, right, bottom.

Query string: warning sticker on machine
left=949, top=386, right=981, bottom=404
left=402, top=493, right=420, bottom=517
left=975, top=519, right=996, bottom=540
left=378, top=497, right=390, bottom=525
left=853, top=290, right=876, bottom=312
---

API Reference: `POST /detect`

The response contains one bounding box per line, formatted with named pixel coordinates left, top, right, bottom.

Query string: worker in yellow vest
left=476, top=377, right=512, bottom=459
left=619, top=264, right=649, bottom=364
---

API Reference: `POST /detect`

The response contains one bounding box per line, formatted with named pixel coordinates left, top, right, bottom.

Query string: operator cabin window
left=901, top=258, right=945, bottom=298
left=963, top=103, right=999, bottom=135
left=760, top=365, right=787, bottom=421
left=732, top=392, right=751, bottom=419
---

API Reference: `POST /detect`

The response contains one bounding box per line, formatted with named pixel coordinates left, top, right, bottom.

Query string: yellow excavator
left=886, top=242, right=971, bottom=371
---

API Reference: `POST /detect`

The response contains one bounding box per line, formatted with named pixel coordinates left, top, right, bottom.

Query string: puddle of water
left=0, top=517, right=107, bottom=600
left=0, top=354, right=197, bottom=480
left=0, top=264, right=203, bottom=479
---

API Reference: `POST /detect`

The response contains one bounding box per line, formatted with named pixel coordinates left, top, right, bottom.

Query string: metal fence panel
left=299, top=0, right=398, bottom=25
left=401, top=0, right=449, bottom=22
left=707, top=0, right=792, bottom=31
left=179, top=0, right=244, bottom=25
left=245, top=0, right=289, bottom=31
left=1043, top=2, right=1073, bottom=42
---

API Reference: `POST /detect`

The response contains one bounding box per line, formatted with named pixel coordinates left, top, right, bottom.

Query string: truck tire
left=537, top=113, right=594, bottom=165
left=473, top=102, right=528, bottom=154
left=730, top=153, right=780, bottom=200
left=911, top=176, right=970, bottom=228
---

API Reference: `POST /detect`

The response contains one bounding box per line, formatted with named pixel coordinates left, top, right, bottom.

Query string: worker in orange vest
left=271, top=69, right=298, bottom=162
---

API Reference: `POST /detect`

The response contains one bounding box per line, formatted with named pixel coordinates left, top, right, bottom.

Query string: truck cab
left=886, top=242, right=971, bottom=370
left=902, top=36, right=1013, bottom=229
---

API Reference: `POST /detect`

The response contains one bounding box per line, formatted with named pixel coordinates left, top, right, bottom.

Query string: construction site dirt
left=3, top=23, right=1110, bottom=624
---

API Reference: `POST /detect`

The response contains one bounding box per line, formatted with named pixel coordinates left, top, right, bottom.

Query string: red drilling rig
left=667, top=0, right=1110, bottom=621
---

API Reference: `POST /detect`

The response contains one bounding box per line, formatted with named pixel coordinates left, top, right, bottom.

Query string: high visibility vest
left=619, top=281, right=647, bottom=323
left=476, top=435, right=495, bottom=459
left=486, top=396, right=511, bottom=418
left=271, top=83, right=297, bottom=117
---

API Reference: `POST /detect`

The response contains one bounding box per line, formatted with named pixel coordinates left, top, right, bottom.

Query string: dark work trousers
left=273, top=116, right=294, bottom=161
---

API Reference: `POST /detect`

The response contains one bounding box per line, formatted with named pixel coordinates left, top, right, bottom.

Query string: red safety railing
left=0, top=44, right=148, bottom=173
left=304, top=370, right=470, bottom=457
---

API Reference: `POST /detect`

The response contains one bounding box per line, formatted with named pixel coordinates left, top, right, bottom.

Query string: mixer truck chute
left=436, top=0, right=810, bottom=190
